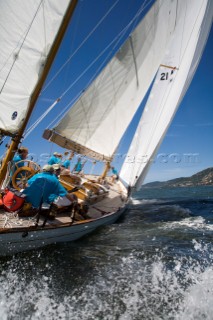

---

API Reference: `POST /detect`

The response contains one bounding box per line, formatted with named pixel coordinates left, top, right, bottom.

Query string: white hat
left=43, top=164, right=54, bottom=172
left=52, top=163, right=61, bottom=170
left=53, top=152, right=58, bottom=156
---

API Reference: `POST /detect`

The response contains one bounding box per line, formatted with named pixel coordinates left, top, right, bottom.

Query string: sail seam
left=42, top=0, right=154, bottom=96
left=0, top=0, right=43, bottom=94
left=178, top=0, right=206, bottom=68
left=129, top=36, right=139, bottom=87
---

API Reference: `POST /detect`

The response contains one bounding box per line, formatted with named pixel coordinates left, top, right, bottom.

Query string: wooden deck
left=0, top=179, right=127, bottom=232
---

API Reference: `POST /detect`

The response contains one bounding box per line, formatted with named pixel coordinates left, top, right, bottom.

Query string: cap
left=52, top=163, right=61, bottom=170
left=43, top=164, right=54, bottom=172
left=53, top=152, right=58, bottom=156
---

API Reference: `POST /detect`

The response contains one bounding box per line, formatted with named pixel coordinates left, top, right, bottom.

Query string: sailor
left=10, top=146, right=29, bottom=182
left=72, top=157, right=83, bottom=174
left=22, top=164, right=74, bottom=208
left=111, top=166, right=119, bottom=183
left=52, top=163, right=61, bottom=178
left=48, top=152, right=60, bottom=165
left=57, top=153, right=63, bottom=163
left=61, top=151, right=74, bottom=169
left=12, top=146, right=28, bottom=168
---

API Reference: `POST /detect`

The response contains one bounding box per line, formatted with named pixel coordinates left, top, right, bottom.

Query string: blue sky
left=1, top=0, right=212, bottom=183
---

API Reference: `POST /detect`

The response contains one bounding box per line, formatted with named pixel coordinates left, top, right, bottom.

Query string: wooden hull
left=0, top=206, right=126, bottom=256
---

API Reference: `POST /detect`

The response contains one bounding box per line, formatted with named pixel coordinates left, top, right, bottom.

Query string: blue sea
left=0, top=185, right=213, bottom=319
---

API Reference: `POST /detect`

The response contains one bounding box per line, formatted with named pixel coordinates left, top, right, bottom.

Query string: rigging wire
left=57, top=0, right=154, bottom=115
left=42, top=0, right=121, bottom=94
left=22, top=0, right=154, bottom=138
left=23, top=0, right=121, bottom=138
left=24, top=98, right=60, bottom=139
left=46, top=93, right=81, bottom=129
left=111, top=0, right=155, bottom=153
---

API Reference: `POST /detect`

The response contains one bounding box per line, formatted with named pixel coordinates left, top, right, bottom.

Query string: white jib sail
left=120, top=0, right=213, bottom=190
left=48, top=0, right=178, bottom=161
left=0, top=0, right=70, bottom=135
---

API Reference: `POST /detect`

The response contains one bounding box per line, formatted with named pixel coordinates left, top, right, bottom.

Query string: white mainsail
left=44, top=0, right=179, bottom=161
left=0, top=0, right=71, bottom=135
left=120, top=0, right=213, bottom=190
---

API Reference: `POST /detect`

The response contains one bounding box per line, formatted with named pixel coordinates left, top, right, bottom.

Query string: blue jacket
left=74, top=162, right=82, bottom=172
left=23, top=172, right=67, bottom=208
left=13, top=155, right=24, bottom=167
left=62, top=159, right=70, bottom=169
left=48, top=155, right=60, bottom=165
left=112, top=168, right=118, bottom=175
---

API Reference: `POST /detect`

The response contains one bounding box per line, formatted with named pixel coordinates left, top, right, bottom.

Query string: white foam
left=131, top=198, right=164, bottom=205
left=162, top=216, right=213, bottom=231
left=1, top=245, right=213, bottom=319
left=175, top=267, right=213, bottom=320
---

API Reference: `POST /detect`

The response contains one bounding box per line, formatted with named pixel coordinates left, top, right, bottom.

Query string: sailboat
left=0, top=0, right=212, bottom=256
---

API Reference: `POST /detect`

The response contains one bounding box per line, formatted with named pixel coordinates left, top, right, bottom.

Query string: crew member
left=48, top=152, right=60, bottom=165
left=23, top=164, right=74, bottom=208
left=12, top=146, right=28, bottom=168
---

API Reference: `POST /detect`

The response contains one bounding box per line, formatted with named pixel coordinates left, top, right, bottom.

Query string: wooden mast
left=100, top=161, right=111, bottom=180
left=0, top=0, right=78, bottom=186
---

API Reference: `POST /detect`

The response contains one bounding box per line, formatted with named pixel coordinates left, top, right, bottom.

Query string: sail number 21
left=160, top=72, right=169, bottom=80
left=160, top=69, right=175, bottom=81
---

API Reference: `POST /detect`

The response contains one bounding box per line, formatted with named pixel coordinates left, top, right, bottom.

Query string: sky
left=0, top=0, right=212, bottom=184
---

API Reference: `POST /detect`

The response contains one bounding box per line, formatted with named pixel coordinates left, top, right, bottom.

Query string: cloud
left=172, top=124, right=186, bottom=127
left=195, top=123, right=213, bottom=127
left=166, top=133, right=180, bottom=137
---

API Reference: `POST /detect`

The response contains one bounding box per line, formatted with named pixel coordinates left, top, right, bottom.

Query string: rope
left=24, top=98, right=60, bottom=139
left=42, top=0, right=121, bottom=93
left=46, top=93, right=81, bottom=129
left=22, top=0, right=154, bottom=138
left=0, top=211, right=38, bottom=229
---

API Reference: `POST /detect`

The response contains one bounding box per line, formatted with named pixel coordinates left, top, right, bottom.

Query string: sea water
left=0, top=185, right=213, bottom=319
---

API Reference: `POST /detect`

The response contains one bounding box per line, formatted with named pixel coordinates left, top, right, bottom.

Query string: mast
left=0, top=0, right=78, bottom=186
left=100, top=161, right=111, bottom=180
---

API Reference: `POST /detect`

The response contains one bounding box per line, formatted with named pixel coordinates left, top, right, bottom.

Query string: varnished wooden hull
left=0, top=177, right=127, bottom=256
left=0, top=206, right=126, bottom=256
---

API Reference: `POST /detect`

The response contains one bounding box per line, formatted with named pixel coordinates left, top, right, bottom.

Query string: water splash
left=1, top=241, right=213, bottom=320
left=162, top=216, right=213, bottom=231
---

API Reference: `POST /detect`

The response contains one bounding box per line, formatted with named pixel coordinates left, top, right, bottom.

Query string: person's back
left=62, top=151, right=74, bottom=169
left=73, top=158, right=82, bottom=173
left=111, top=166, right=119, bottom=182
left=13, top=154, right=23, bottom=167
left=48, top=156, right=59, bottom=165
left=48, top=152, right=62, bottom=165
left=62, top=159, right=71, bottom=169
left=23, top=166, right=67, bottom=208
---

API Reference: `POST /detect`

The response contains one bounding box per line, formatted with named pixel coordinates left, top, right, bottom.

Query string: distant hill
left=143, top=167, right=213, bottom=188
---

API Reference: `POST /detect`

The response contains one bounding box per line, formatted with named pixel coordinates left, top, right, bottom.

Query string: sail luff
left=0, top=0, right=78, bottom=185
left=120, top=0, right=212, bottom=190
